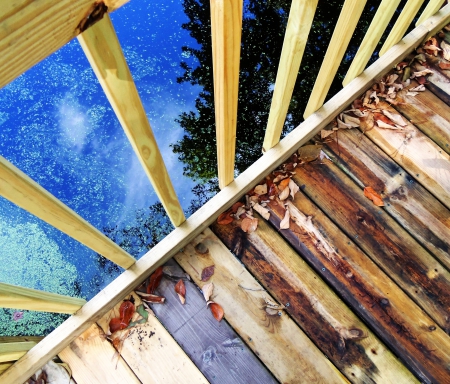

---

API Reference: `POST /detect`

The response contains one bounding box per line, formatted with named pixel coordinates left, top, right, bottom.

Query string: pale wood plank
left=379, top=0, right=427, bottom=57
left=58, top=323, right=140, bottom=384
left=0, top=19, right=439, bottom=383
left=303, top=0, right=367, bottom=118
left=175, top=229, right=348, bottom=384
left=0, top=282, right=85, bottom=314
left=0, top=0, right=129, bottom=88
left=342, top=0, right=402, bottom=86
left=0, top=363, right=12, bottom=375
left=77, top=15, right=185, bottom=227
left=262, top=0, right=318, bottom=151
left=416, top=0, right=445, bottom=26
left=0, top=342, right=37, bottom=363
left=0, top=156, right=135, bottom=269
left=96, top=292, right=208, bottom=384
left=210, top=0, right=243, bottom=189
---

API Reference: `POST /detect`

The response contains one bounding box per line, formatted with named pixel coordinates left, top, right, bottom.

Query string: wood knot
left=195, top=242, right=209, bottom=254
left=380, top=298, right=390, bottom=306
left=77, top=2, right=108, bottom=34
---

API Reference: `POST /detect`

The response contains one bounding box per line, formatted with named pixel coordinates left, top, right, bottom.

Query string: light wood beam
left=0, top=0, right=129, bottom=89
left=379, top=0, right=426, bottom=56
left=0, top=342, right=37, bottom=363
left=2, top=10, right=448, bottom=381
left=416, top=0, right=446, bottom=25
left=262, top=0, right=318, bottom=152
left=210, top=0, right=243, bottom=189
left=0, top=156, right=135, bottom=269
left=343, top=0, right=402, bottom=86
left=303, top=0, right=367, bottom=118
left=77, top=15, right=185, bottom=227
left=0, top=282, right=86, bottom=314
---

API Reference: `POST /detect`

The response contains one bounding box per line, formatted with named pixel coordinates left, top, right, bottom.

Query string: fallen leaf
left=217, top=211, right=233, bottom=225
left=360, top=113, right=375, bottom=132
left=209, top=302, right=224, bottom=321
left=382, top=110, right=407, bottom=126
left=364, top=186, right=384, bottom=206
left=231, top=202, right=244, bottom=213
left=342, top=113, right=360, bottom=127
left=201, top=265, right=215, bottom=282
left=278, top=186, right=290, bottom=201
left=409, top=84, right=425, bottom=92
left=278, top=177, right=291, bottom=189
left=412, top=69, right=434, bottom=77
left=288, top=179, right=299, bottom=199
left=241, top=217, right=258, bottom=233
left=386, top=74, right=399, bottom=85
left=254, top=184, right=268, bottom=195
left=279, top=209, right=290, bottom=229
left=147, top=267, right=163, bottom=294
left=136, top=291, right=166, bottom=304
left=202, top=282, right=214, bottom=302
left=253, top=202, right=270, bottom=220
left=175, top=279, right=186, bottom=305
left=441, top=40, right=450, bottom=60
left=369, top=91, right=379, bottom=105
left=414, top=53, right=426, bottom=63
left=376, top=120, right=402, bottom=130
left=234, top=206, right=247, bottom=219
left=321, top=128, right=337, bottom=139
left=439, top=61, right=450, bottom=70
left=298, top=145, right=322, bottom=163
left=272, top=174, right=288, bottom=183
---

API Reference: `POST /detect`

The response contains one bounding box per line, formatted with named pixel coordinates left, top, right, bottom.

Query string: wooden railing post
left=416, top=0, right=446, bottom=26
left=262, top=0, right=318, bottom=152
left=77, top=15, right=186, bottom=227
left=210, top=0, right=243, bottom=189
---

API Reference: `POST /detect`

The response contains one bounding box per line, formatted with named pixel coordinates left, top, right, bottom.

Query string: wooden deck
left=52, top=38, right=450, bottom=384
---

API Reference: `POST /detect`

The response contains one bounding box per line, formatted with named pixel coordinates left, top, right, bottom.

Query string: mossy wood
left=0, top=342, right=37, bottom=363
left=262, top=192, right=450, bottom=383
left=175, top=229, right=348, bottom=383
left=263, top=0, right=318, bottom=151
left=0, top=282, right=86, bottom=314
left=0, top=0, right=129, bottom=89
left=0, top=156, right=135, bottom=269
left=210, top=0, right=243, bottom=189
left=77, top=15, right=185, bottom=227
left=211, top=218, right=417, bottom=383
left=324, top=129, right=450, bottom=270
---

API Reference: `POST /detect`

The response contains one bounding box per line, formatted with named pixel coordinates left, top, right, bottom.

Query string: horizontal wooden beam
left=262, top=0, right=318, bottom=152
left=211, top=0, right=243, bottom=189
left=0, top=156, right=136, bottom=269
left=77, top=15, right=185, bottom=227
left=0, top=342, right=37, bottom=363
left=0, top=0, right=129, bottom=89
left=0, top=282, right=86, bottom=314
left=0, top=14, right=444, bottom=383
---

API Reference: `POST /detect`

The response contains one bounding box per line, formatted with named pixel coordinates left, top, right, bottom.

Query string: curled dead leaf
left=253, top=202, right=270, bottom=220
left=209, top=302, right=224, bottom=322
left=288, top=179, right=299, bottom=199
left=217, top=211, right=234, bottom=225
left=364, top=186, right=384, bottom=207
left=241, top=217, right=258, bottom=233
left=381, top=110, right=407, bottom=126
left=147, top=266, right=163, bottom=294
left=279, top=209, right=290, bottom=230
left=175, top=279, right=186, bottom=305
left=202, top=282, right=214, bottom=302
left=278, top=186, right=290, bottom=201
left=135, top=291, right=166, bottom=304
left=201, top=265, right=215, bottom=282
left=254, top=184, right=268, bottom=195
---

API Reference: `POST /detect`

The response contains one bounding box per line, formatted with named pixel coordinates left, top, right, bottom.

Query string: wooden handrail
left=0, top=156, right=136, bottom=269
left=262, top=0, right=318, bottom=152
left=0, top=282, right=86, bottom=314
left=77, top=15, right=186, bottom=227
left=210, top=0, right=243, bottom=189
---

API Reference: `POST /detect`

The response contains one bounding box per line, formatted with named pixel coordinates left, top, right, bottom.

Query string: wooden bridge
left=1, top=0, right=450, bottom=383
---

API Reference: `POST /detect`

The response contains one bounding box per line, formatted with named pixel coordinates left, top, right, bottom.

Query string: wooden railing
left=1, top=0, right=449, bottom=382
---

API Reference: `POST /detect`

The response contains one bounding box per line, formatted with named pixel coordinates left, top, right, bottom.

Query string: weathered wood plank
left=0, top=342, right=37, bottom=363
left=211, top=218, right=417, bottom=384
left=262, top=0, right=318, bottom=151
left=0, top=282, right=85, bottom=314
left=304, top=0, right=367, bottom=118
left=96, top=292, right=208, bottom=384
left=323, top=128, right=450, bottom=270
left=416, top=0, right=446, bottom=26
left=259, top=192, right=450, bottom=383
left=210, top=0, right=243, bottom=189
left=147, top=260, right=276, bottom=384
left=343, top=0, right=402, bottom=86
left=362, top=100, right=450, bottom=209
left=58, top=323, right=140, bottom=384
left=77, top=15, right=185, bottom=227
left=379, top=0, right=427, bottom=57
left=0, top=155, right=135, bottom=269
left=0, top=0, right=129, bottom=89
left=394, top=79, right=450, bottom=154
left=290, top=156, right=450, bottom=331
left=175, top=229, right=348, bottom=384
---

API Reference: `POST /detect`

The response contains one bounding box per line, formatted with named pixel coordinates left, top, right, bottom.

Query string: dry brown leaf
left=321, top=129, right=337, bottom=139
left=439, top=61, right=450, bottom=70
left=342, top=113, right=360, bottom=127
left=234, top=206, right=247, bottom=219
left=217, top=211, right=234, bottom=225
left=298, top=145, right=322, bottom=163
left=288, top=179, right=299, bottom=199
left=412, top=69, right=433, bottom=77
left=386, top=74, right=399, bottom=85
left=278, top=177, right=290, bottom=189
left=231, top=202, right=244, bottom=213
left=360, top=113, right=374, bottom=132
left=202, top=282, right=214, bottom=302
left=201, top=265, right=215, bottom=282
left=376, top=120, right=403, bottom=130
left=364, top=186, right=384, bottom=207
left=278, top=186, right=290, bottom=201
left=253, top=202, right=270, bottom=220
left=272, top=174, right=288, bottom=183
left=241, top=217, right=258, bottom=233
left=382, top=110, right=407, bottom=126
left=369, top=91, right=379, bottom=105
left=175, top=279, right=186, bottom=305
left=147, top=267, right=164, bottom=294
left=209, top=302, right=224, bottom=322
left=254, top=184, right=267, bottom=195
left=409, top=84, right=425, bottom=92
left=279, top=209, right=290, bottom=229
left=136, top=291, right=166, bottom=303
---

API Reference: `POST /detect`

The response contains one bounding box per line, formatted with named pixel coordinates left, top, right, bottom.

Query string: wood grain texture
left=175, top=229, right=348, bottom=384
left=0, top=342, right=37, bottom=363
left=211, top=0, right=243, bottom=189
left=304, top=0, right=367, bottom=118
left=58, top=323, right=140, bottom=384
left=291, top=158, right=450, bottom=332
left=96, top=292, right=208, bottom=384
left=380, top=0, right=427, bottom=56
left=324, top=128, right=450, bottom=270
left=363, top=100, right=450, bottom=209
left=147, top=260, right=276, bottom=384
left=261, top=191, right=450, bottom=383
left=0, top=0, right=129, bottom=88
left=0, top=155, right=135, bottom=269
left=211, top=218, right=417, bottom=384
left=77, top=15, right=185, bottom=226
left=0, top=282, right=85, bottom=314
left=263, top=0, right=318, bottom=151
left=343, top=0, right=402, bottom=86
left=416, top=0, right=446, bottom=26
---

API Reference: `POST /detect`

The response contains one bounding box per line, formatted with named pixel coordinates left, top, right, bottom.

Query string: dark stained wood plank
left=290, top=158, right=450, bottom=332
left=211, top=218, right=417, bottom=384
left=146, top=260, right=277, bottom=384
left=323, top=128, right=450, bottom=270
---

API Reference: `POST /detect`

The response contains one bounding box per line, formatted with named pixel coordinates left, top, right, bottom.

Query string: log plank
left=175, top=229, right=348, bottom=384
left=211, top=218, right=417, bottom=384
